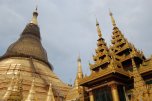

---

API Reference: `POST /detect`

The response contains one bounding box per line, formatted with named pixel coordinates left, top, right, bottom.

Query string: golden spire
left=109, top=10, right=116, bottom=27
left=96, top=18, right=102, bottom=37
left=74, top=55, right=83, bottom=87
left=2, top=75, right=15, bottom=100
left=30, top=7, right=38, bottom=25
left=90, top=19, right=112, bottom=70
left=25, top=79, right=36, bottom=101
left=77, top=55, right=83, bottom=79
left=46, top=83, right=55, bottom=101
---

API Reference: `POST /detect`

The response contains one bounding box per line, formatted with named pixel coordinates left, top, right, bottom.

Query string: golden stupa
left=66, top=55, right=84, bottom=101
left=0, top=8, right=71, bottom=101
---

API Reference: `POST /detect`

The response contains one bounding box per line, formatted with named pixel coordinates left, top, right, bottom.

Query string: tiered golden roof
left=80, top=17, right=130, bottom=85
left=79, top=11, right=152, bottom=101
left=90, top=19, right=111, bottom=71
left=109, top=11, right=145, bottom=70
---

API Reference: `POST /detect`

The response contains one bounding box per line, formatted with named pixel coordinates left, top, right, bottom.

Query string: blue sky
left=0, top=0, right=152, bottom=84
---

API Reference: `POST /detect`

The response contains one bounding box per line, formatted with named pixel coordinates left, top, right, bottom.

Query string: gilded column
left=89, top=91, right=94, bottom=101
left=110, top=84, right=120, bottom=101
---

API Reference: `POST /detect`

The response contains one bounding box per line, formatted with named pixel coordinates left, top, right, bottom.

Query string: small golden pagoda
left=79, top=11, right=152, bottom=101
left=0, top=8, right=71, bottom=101
left=66, top=55, right=84, bottom=101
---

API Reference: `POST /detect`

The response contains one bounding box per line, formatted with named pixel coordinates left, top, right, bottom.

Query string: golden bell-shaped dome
left=2, top=10, right=52, bottom=69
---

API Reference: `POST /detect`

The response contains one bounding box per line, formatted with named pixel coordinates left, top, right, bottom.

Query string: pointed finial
left=30, top=7, right=38, bottom=25
left=109, top=9, right=116, bottom=27
left=35, top=0, right=38, bottom=9
left=36, top=3, right=38, bottom=11
left=96, top=18, right=102, bottom=37
left=46, top=83, right=55, bottom=101
left=25, top=78, right=36, bottom=101
left=77, top=54, right=83, bottom=79
left=96, top=18, right=99, bottom=26
left=77, top=53, right=81, bottom=62
left=74, top=54, right=84, bottom=87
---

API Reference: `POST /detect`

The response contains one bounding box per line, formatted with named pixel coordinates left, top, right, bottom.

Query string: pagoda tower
left=109, top=11, right=145, bottom=71
left=79, top=19, right=132, bottom=101
left=66, top=55, right=84, bottom=101
left=79, top=11, right=152, bottom=101
left=74, top=55, right=84, bottom=86
left=89, top=19, right=111, bottom=72
left=0, top=8, right=70, bottom=100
